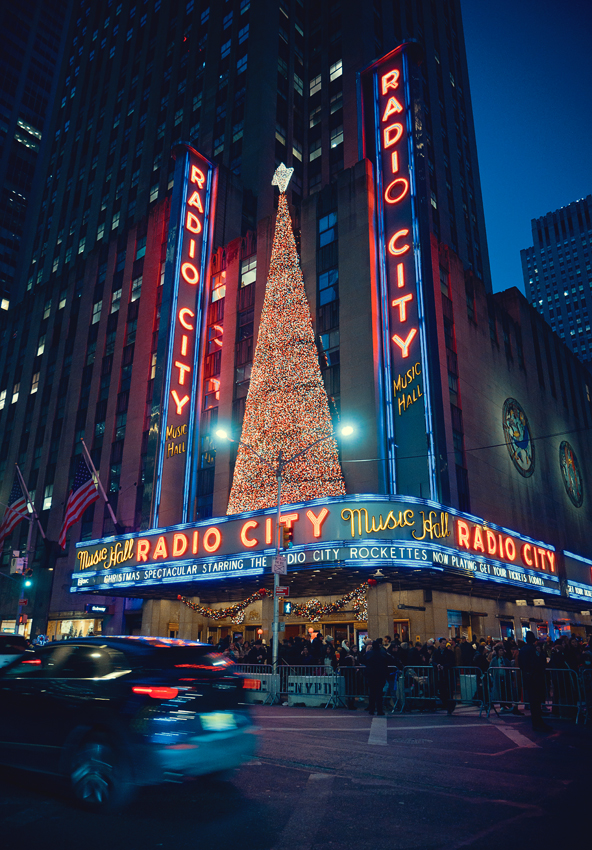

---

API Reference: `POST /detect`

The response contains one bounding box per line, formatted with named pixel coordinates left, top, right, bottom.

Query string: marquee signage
left=361, top=45, right=436, bottom=499
left=563, top=550, right=592, bottom=600
left=153, top=144, right=217, bottom=528
left=71, top=495, right=559, bottom=596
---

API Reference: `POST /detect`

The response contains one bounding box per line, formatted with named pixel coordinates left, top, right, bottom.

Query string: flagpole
left=15, top=463, right=46, bottom=539
left=80, top=439, right=118, bottom=529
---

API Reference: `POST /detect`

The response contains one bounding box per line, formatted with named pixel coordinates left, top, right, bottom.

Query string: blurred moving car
left=0, top=636, right=256, bottom=810
left=0, top=634, right=28, bottom=669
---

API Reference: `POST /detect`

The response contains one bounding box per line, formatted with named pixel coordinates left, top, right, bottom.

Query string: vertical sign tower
left=149, top=144, right=217, bottom=528
left=361, top=45, right=438, bottom=500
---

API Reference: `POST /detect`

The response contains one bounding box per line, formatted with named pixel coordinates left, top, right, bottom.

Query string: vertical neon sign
left=153, top=144, right=217, bottom=528
left=362, top=45, right=436, bottom=499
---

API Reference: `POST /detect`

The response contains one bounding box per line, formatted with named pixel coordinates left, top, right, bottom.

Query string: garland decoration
left=177, top=588, right=270, bottom=625
left=289, top=584, right=368, bottom=623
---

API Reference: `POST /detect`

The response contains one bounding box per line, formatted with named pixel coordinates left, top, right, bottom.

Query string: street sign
left=18, top=599, right=28, bottom=606
left=272, top=555, right=287, bottom=575
left=275, top=586, right=289, bottom=597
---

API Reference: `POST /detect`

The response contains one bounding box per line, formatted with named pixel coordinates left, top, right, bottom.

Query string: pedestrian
left=460, top=636, right=474, bottom=666
left=363, top=639, right=390, bottom=716
left=431, top=637, right=456, bottom=714
left=518, top=631, right=552, bottom=733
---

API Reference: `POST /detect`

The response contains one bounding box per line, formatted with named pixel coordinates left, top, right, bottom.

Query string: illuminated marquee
left=72, top=495, right=560, bottom=596
left=361, top=44, right=435, bottom=499
left=153, top=144, right=216, bottom=527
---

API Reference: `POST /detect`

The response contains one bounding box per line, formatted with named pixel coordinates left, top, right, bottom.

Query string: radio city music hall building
left=1, top=0, right=592, bottom=644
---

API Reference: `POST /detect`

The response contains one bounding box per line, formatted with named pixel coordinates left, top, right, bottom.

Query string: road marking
left=271, top=772, right=334, bottom=850
left=263, top=722, right=487, bottom=732
left=489, top=719, right=539, bottom=748
left=368, top=716, right=387, bottom=745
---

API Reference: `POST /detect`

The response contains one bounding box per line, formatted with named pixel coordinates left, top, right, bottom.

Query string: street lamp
left=215, top=425, right=354, bottom=669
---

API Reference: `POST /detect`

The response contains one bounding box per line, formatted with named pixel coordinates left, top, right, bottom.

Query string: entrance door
left=392, top=620, right=410, bottom=643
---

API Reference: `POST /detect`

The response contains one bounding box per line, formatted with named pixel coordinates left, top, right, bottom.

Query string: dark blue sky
left=461, top=0, right=592, bottom=293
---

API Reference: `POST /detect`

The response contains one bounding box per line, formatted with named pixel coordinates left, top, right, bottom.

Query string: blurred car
left=0, top=634, right=28, bottom=669
left=0, top=636, right=256, bottom=810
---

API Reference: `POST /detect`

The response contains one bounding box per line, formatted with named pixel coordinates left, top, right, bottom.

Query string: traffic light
left=22, top=567, right=33, bottom=588
left=281, top=526, right=294, bottom=549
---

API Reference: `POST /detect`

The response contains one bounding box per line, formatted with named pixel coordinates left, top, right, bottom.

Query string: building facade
left=522, top=195, right=592, bottom=364
left=1, top=0, right=591, bottom=644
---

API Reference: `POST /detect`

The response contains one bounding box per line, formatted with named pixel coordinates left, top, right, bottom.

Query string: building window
left=135, top=236, right=146, bottom=259
left=309, top=139, right=321, bottom=161
left=330, top=126, right=343, bottom=148
left=43, top=300, right=52, bottom=319
left=309, top=74, right=321, bottom=95
left=329, top=59, right=342, bottom=81
left=43, top=484, right=53, bottom=511
left=37, top=334, right=46, bottom=356
left=111, top=289, right=122, bottom=313
left=211, top=270, right=226, bottom=302
left=319, top=269, right=338, bottom=304
left=131, top=275, right=142, bottom=301
left=31, top=373, right=40, bottom=394
left=240, top=256, right=256, bottom=287
left=92, top=300, right=103, bottom=324
left=11, top=383, right=20, bottom=404
left=319, top=212, right=337, bottom=247
left=0, top=390, right=6, bottom=410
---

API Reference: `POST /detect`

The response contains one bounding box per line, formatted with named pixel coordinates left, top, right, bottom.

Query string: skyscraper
left=521, top=195, right=592, bottom=363
left=0, top=0, right=69, bottom=308
left=1, top=0, right=591, bottom=645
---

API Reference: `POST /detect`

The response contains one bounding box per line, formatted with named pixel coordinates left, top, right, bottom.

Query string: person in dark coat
left=460, top=636, right=474, bottom=666
left=310, top=633, right=325, bottom=663
left=431, top=638, right=456, bottom=714
left=363, top=639, right=390, bottom=715
left=518, top=631, right=551, bottom=732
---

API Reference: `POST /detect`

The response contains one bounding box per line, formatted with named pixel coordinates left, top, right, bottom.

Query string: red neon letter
left=521, top=542, right=533, bottom=567
left=388, top=229, right=410, bottom=256
left=186, top=211, right=202, bottom=234
left=280, top=512, right=299, bottom=530
left=381, top=69, right=400, bottom=94
left=181, top=262, right=199, bottom=285
left=187, top=190, right=204, bottom=212
left=153, top=536, right=168, bottom=560
left=392, top=328, right=417, bottom=358
left=546, top=551, right=555, bottom=573
left=192, top=530, right=199, bottom=554
left=473, top=526, right=485, bottom=553
left=172, top=533, right=188, bottom=557
left=505, top=538, right=516, bottom=562
left=137, top=539, right=150, bottom=562
left=391, top=293, right=413, bottom=321
left=174, top=361, right=191, bottom=385
left=384, top=177, right=409, bottom=205
left=383, top=123, right=403, bottom=148
left=203, top=527, right=222, bottom=553
left=306, top=507, right=329, bottom=538
left=457, top=520, right=470, bottom=550
left=181, top=335, right=188, bottom=356
left=171, top=390, right=189, bottom=415
left=265, top=517, right=273, bottom=545
left=240, top=520, right=259, bottom=548
left=179, top=308, right=195, bottom=330
left=485, top=529, right=497, bottom=556
left=396, top=263, right=405, bottom=288
left=189, top=239, right=196, bottom=259
left=391, top=151, right=399, bottom=174
left=382, top=96, right=404, bottom=121
left=190, top=165, right=205, bottom=187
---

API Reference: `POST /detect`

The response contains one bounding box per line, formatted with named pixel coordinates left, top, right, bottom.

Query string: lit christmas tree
left=227, top=164, right=346, bottom=514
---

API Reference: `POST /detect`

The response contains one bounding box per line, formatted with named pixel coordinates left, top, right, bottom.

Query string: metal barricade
left=235, top=663, right=279, bottom=704
left=396, top=666, right=487, bottom=714
left=545, top=667, right=582, bottom=722
left=579, top=667, right=592, bottom=725
left=486, top=667, right=523, bottom=717
left=285, top=664, right=344, bottom=708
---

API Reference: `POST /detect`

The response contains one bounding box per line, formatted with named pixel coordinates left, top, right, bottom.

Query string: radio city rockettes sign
left=361, top=44, right=436, bottom=499
left=71, top=495, right=560, bottom=596
left=152, top=144, right=217, bottom=528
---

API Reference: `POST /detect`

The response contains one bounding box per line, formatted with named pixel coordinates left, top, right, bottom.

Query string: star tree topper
left=271, top=162, right=294, bottom=194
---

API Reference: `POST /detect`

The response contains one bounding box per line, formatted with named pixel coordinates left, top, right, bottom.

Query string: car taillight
left=22, top=658, right=41, bottom=665
left=242, top=678, right=261, bottom=690
left=132, top=686, right=179, bottom=699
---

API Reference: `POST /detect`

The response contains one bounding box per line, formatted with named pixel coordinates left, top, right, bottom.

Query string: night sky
left=461, top=0, right=592, bottom=293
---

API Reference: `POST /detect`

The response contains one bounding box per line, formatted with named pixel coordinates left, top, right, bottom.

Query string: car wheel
left=70, top=734, right=133, bottom=812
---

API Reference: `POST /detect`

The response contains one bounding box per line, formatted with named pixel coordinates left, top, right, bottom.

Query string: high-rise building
left=522, top=195, right=592, bottom=363
left=0, top=0, right=70, bottom=309
left=1, top=0, right=591, bottom=646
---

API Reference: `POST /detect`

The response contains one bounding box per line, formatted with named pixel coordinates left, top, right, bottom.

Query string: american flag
left=58, top=457, right=99, bottom=549
left=0, top=476, right=29, bottom=544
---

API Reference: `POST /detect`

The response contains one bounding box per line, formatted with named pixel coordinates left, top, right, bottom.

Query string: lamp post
left=216, top=426, right=354, bottom=670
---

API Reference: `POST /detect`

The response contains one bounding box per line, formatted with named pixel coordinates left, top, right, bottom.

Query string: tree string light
left=227, top=172, right=345, bottom=514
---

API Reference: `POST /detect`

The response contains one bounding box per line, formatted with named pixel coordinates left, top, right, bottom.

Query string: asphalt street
left=1, top=705, right=589, bottom=849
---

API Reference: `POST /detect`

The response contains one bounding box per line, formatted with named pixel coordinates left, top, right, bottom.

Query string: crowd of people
left=216, top=630, right=592, bottom=724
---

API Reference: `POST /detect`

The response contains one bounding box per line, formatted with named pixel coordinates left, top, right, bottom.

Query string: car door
left=0, top=645, right=73, bottom=772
